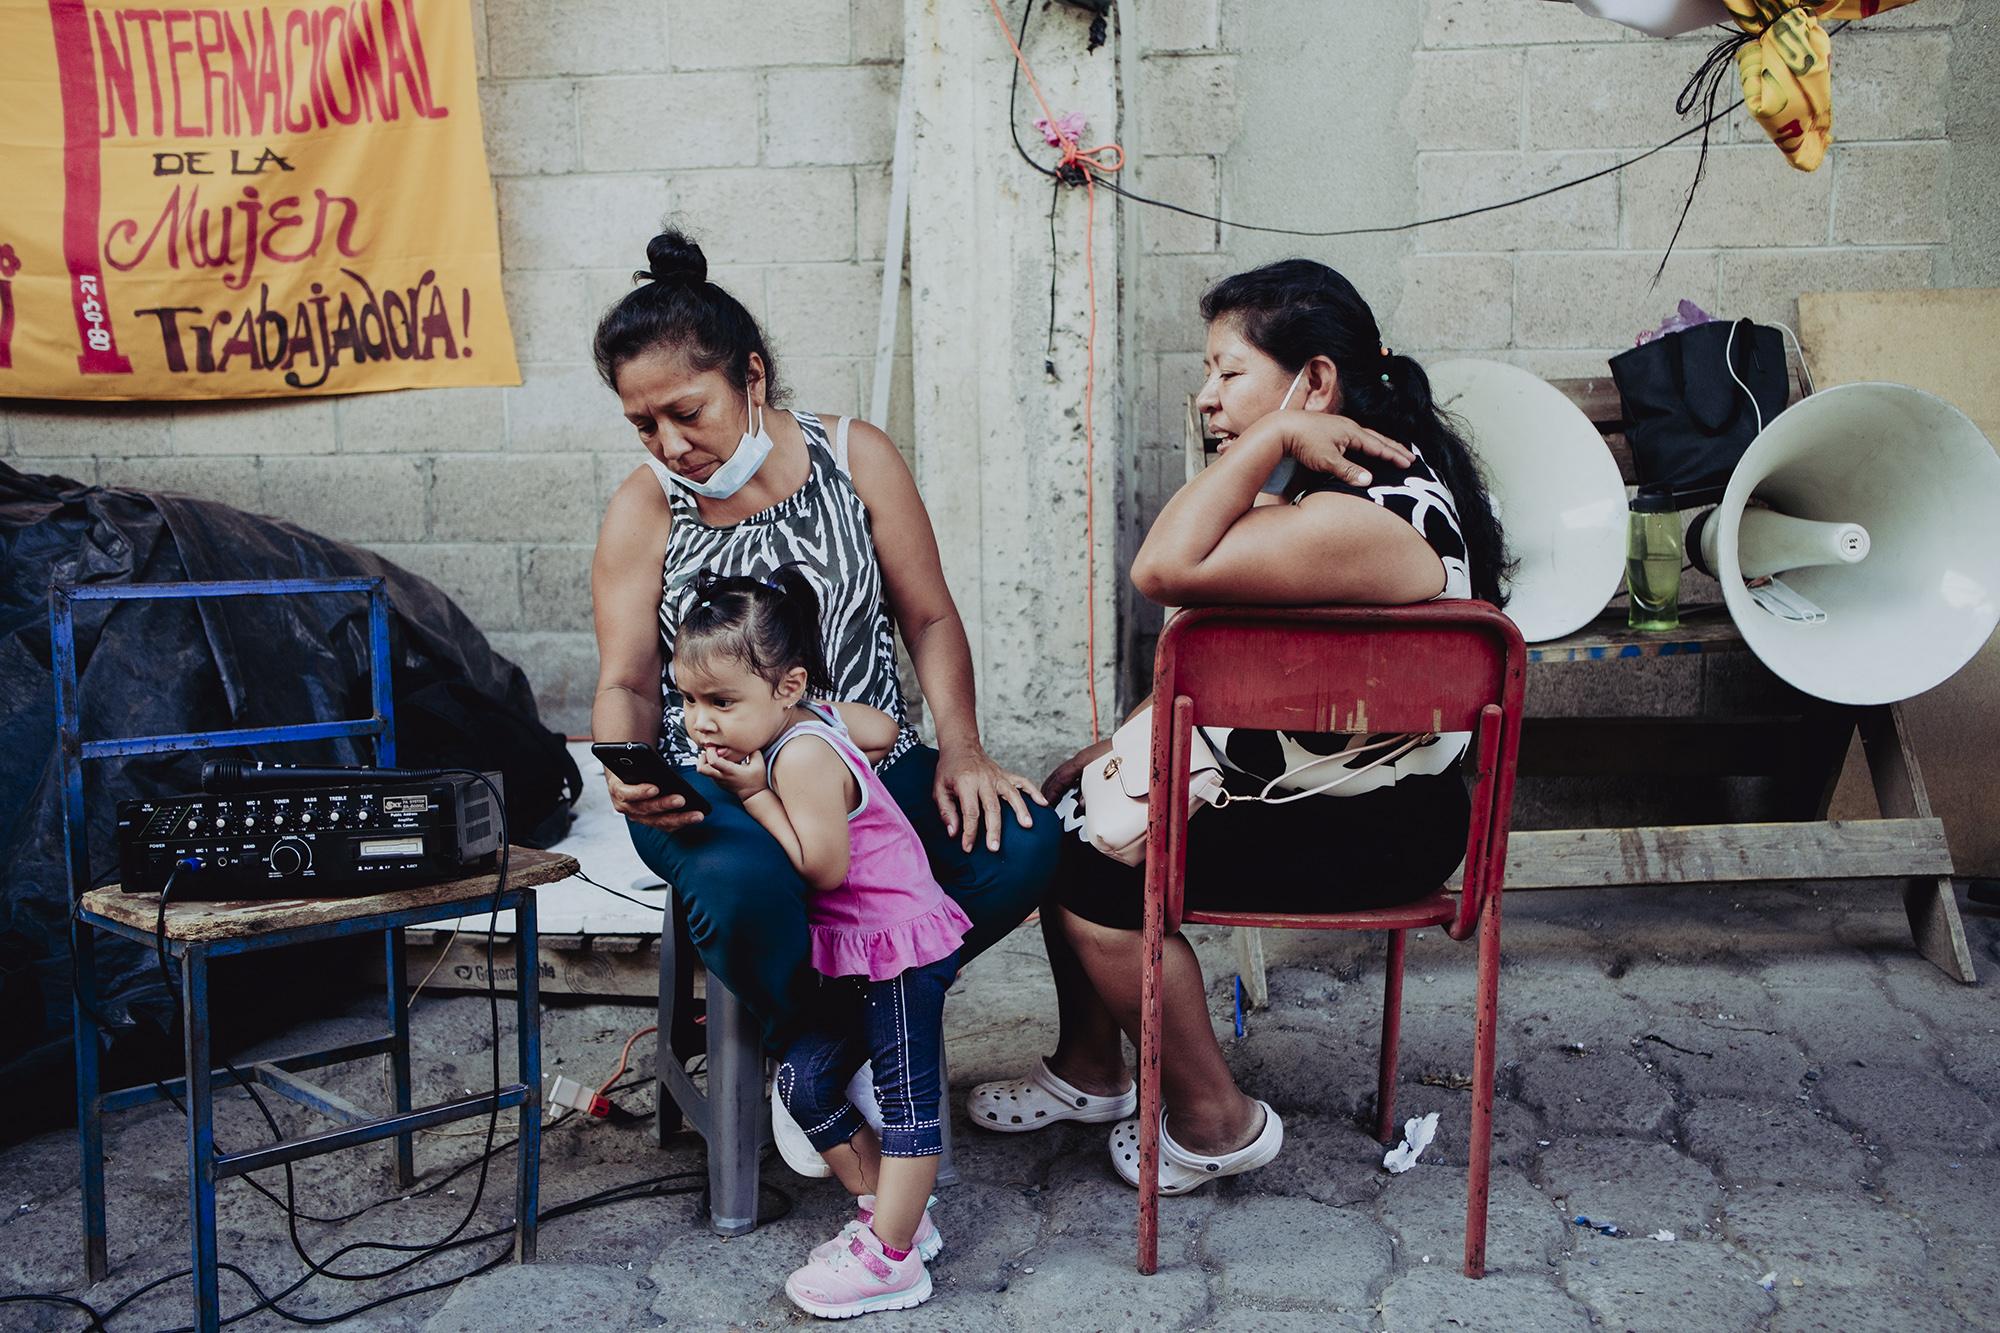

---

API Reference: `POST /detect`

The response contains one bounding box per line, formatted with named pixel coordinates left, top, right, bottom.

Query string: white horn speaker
left=1429, top=359, right=1630, bottom=642
left=1692, top=382, right=2000, bottom=705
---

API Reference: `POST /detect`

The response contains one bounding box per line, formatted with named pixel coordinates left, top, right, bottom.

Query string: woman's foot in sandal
left=1108, top=1100, right=1284, bottom=1195
left=966, top=1056, right=1137, bottom=1133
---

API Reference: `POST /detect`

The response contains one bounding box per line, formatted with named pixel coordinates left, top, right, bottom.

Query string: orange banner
left=0, top=0, right=519, bottom=399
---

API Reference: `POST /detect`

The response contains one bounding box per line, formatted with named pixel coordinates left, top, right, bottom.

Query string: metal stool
left=654, top=886, right=956, bottom=1235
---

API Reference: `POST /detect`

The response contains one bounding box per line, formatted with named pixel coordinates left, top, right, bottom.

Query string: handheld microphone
left=199, top=759, right=452, bottom=791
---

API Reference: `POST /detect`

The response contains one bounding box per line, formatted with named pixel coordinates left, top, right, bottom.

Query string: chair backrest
left=1145, top=602, right=1527, bottom=939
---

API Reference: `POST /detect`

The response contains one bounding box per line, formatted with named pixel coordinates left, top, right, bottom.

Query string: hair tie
left=1379, top=344, right=1392, bottom=357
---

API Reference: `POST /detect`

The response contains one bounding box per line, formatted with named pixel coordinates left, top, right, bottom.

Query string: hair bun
left=644, top=229, right=706, bottom=289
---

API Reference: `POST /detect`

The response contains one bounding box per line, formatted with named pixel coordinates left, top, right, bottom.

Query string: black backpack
left=395, top=678, right=582, bottom=849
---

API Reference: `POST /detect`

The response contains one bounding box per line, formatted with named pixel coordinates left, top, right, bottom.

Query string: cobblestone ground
left=5, top=881, right=1999, bottom=1330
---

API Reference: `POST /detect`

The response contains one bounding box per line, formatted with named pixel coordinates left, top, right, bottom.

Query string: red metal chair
left=1135, top=602, right=1526, bottom=1278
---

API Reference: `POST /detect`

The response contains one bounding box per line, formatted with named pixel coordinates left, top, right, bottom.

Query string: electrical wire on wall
left=991, top=2, right=1853, bottom=727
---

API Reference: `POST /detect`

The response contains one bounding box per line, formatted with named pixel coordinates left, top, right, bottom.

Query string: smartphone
left=590, top=742, right=714, bottom=817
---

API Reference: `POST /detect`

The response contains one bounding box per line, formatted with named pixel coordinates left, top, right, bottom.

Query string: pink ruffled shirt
left=767, top=703, right=970, bottom=982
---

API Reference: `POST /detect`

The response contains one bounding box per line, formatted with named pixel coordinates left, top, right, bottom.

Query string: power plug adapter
left=545, top=1073, right=610, bottom=1117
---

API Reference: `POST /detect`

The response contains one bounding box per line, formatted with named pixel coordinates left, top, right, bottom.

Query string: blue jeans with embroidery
left=775, top=952, right=958, bottom=1159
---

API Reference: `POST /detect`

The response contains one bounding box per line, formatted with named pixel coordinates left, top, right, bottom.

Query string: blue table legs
left=180, top=945, right=220, bottom=1333
left=385, top=928, right=415, bottom=1187
left=73, top=919, right=108, bottom=1284
left=513, top=892, right=540, bottom=1263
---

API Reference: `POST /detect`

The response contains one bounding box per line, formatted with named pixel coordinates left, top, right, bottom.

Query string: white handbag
left=1080, top=707, right=1225, bottom=867
left=1081, top=706, right=1435, bottom=867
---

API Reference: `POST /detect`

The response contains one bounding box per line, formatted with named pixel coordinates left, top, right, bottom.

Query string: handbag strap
left=1212, top=731, right=1435, bottom=807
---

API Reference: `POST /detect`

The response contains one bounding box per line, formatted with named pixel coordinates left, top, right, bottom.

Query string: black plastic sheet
left=0, top=461, right=579, bottom=1142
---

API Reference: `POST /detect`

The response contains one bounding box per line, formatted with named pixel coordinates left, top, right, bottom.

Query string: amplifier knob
left=273, top=813, right=286, bottom=827
left=242, top=817, right=257, bottom=831
left=268, top=839, right=310, bottom=876
left=300, top=812, right=314, bottom=826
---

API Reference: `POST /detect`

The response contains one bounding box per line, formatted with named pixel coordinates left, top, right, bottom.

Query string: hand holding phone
left=591, top=742, right=714, bottom=818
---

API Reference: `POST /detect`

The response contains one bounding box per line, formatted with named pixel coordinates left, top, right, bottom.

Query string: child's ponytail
left=765, top=564, right=835, bottom=696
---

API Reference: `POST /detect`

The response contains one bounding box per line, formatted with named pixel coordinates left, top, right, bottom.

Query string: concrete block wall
left=1, top=0, right=910, bottom=737
left=1117, top=0, right=1983, bottom=697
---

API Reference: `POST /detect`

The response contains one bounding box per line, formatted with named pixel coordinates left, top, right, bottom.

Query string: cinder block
left=1829, top=33, right=1948, bottom=142
left=505, top=363, right=625, bottom=453
left=499, top=176, right=674, bottom=270
left=1137, top=256, right=1227, bottom=355
left=521, top=544, right=596, bottom=632
left=597, top=452, right=648, bottom=510
left=10, top=457, right=96, bottom=484
left=1135, top=156, right=1218, bottom=254
left=7, top=403, right=171, bottom=456
left=1138, top=55, right=1239, bottom=157
left=1833, top=142, right=1948, bottom=245
left=480, top=80, right=577, bottom=177
left=1391, top=253, right=1514, bottom=352
left=336, top=387, right=509, bottom=455
left=500, top=268, right=634, bottom=366
left=1422, top=0, right=1619, bottom=48
left=1620, top=145, right=1833, bottom=250
left=432, top=453, right=599, bottom=543
left=1854, top=0, right=1964, bottom=26
left=855, top=163, right=899, bottom=262
left=764, top=264, right=881, bottom=358
left=1407, top=49, right=1522, bottom=152
left=1526, top=43, right=1713, bottom=151
left=1514, top=249, right=1720, bottom=350
left=259, top=455, right=427, bottom=542
left=1139, top=0, right=1218, bottom=53
left=469, top=0, right=488, bottom=77
left=1716, top=247, right=1933, bottom=329
left=1500, top=347, right=1626, bottom=380
left=485, top=630, right=599, bottom=734
left=670, top=0, right=848, bottom=70
left=578, top=73, right=760, bottom=171
left=665, top=168, right=855, bottom=263
left=372, top=542, right=524, bottom=631
left=487, top=0, right=667, bottom=77
left=100, top=456, right=262, bottom=511
left=781, top=357, right=861, bottom=420
left=1416, top=150, right=1620, bottom=253
left=765, top=67, right=899, bottom=166
left=850, top=0, right=902, bottom=64
left=172, top=399, right=337, bottom=455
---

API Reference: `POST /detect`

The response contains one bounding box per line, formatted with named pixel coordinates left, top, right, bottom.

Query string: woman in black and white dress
left=967, top=260, right=1510, bottom=1196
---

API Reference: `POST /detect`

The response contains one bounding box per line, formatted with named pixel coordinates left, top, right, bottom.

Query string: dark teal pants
left=628, top=744, right=1059, bottom=1049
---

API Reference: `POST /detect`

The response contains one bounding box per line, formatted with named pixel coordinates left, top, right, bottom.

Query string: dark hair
left=592, top=228, right=782, bottom=401
left=1200, top=259, right=1513, bottom=606
left=675, top=566, right=833, bottom=696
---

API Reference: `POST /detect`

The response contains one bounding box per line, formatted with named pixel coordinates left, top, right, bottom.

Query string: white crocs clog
left=966, top=1057, right=1138, bottom=1133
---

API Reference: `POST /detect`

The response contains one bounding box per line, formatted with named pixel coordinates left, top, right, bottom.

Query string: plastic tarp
left=0, top=462, right=579, bottom=1142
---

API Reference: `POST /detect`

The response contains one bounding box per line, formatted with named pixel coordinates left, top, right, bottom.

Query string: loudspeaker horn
left=1689, top=381, right=2000, bottom=705
left=1430, top=359, right=1630, bottom=642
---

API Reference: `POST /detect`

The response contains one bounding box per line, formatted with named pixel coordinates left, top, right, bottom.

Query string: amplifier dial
left=268, top=838, right=312, bottom=877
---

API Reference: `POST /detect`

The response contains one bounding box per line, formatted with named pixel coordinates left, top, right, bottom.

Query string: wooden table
left=1504, top=610, right=1970, bottom=981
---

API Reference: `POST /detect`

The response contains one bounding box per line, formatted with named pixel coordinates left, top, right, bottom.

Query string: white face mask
left=659, top=397, right=774, bottom=501
left=1259, top=366, right=1308, bottom=495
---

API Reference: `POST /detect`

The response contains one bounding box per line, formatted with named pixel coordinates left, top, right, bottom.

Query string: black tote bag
left=1609, top=318, right=1792, bottom=508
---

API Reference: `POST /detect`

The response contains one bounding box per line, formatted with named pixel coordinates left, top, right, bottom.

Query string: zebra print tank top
left=646, top=411, right=918, bottom=770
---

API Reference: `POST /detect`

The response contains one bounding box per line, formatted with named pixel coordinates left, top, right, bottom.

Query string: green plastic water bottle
left=1627, top=486, right=1682, bottom=632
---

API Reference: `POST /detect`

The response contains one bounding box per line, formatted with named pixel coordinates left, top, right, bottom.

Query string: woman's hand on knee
left=1042, top=739, right=1113, bottom=805
left=606, top=772, right=706, bottom=831
left=934, top=742, right=1046, bottom=854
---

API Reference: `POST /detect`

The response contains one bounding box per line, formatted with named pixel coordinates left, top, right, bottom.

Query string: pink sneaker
left=786, top=1226, right=933, bottom=1319
left=811, top=1195, right=943, bottom=1264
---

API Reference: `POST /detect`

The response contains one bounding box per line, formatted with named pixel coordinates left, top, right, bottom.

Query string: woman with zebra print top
left=589, top=230, right=1061, bottom=1049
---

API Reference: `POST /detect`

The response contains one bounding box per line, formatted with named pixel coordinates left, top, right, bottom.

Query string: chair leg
left=1376, top=930, right=1407, bottom=1145
left=513, top=893, right=542, bottom=1263
left=73, top=920, right=108, bottom=1284
left=384, top=928, right=415, bottom=1188
left=1136, top=910, right=1166, bottom=1275
left=656, top=890, right=697, bottom=1145
left=707, top=988, right=763, bottom=1236
left=1463, top=895, right=1502, bottom=1279
left=181, top=945, right=221, bottom=1333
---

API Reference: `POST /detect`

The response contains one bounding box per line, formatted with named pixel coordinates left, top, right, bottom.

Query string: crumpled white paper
left=1381, top=1111, right=1440, bottom=1174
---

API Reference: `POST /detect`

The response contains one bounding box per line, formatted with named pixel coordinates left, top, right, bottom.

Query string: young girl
left=676, top=567, right=968, bottom=1319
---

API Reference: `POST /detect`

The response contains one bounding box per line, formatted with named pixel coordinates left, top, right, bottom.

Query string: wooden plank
left=1519, top=717, right=1821, bottom=778
left=82, top=847, right=579, bottom=942
left=1857, top=703, right=1976, bottom=983
left=1504, top=819, right=1952, bottom=889
left=372, top=932, right=666, bottom=1000
left=1527, top=607, right=1745, bottom=663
